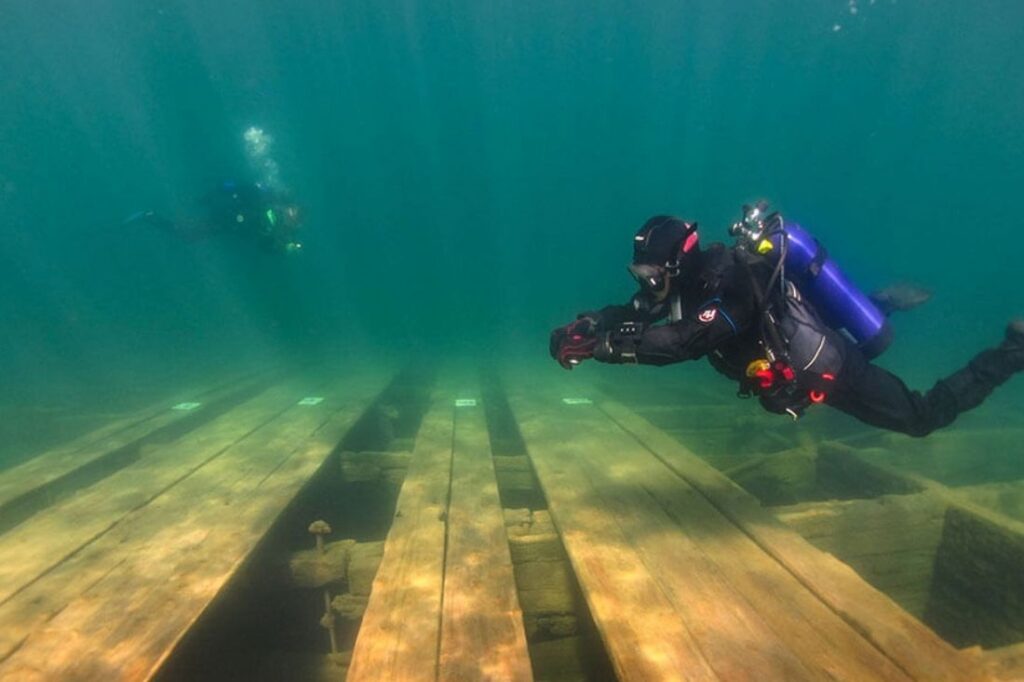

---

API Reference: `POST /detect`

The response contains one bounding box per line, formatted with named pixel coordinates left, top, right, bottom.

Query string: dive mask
left=628, top=263, right=672, bottom=299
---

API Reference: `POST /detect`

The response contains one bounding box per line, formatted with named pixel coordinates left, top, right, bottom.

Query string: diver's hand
left=550, top=317, right=599, bottom=370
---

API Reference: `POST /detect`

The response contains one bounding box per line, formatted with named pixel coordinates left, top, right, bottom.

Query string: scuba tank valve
left=730, top=201, right=893, bottom=359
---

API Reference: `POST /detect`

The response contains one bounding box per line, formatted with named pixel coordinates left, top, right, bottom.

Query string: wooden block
left=438, top=403, right=532, bottom=682
left=346, top=397, right=453, bottom=682
left=288, top=540, right=355, bottom=589
left=508, top=533, right=563, bottom=564
left=346, top=541, right=385, bottom=596
left=598, top=398, right=990, bottom=681
left=0, top=373, right=389, bottom=678
left=527, top=635, right=590, bottom=682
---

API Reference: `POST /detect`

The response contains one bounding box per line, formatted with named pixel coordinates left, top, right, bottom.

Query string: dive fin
left=869, top=283, right=933, bottom=316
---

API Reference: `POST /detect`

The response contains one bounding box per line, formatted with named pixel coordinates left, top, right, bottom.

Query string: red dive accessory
left=746, top=359, right=796, bottom=391
left=808, top=373, right=836, bottom=404
left=550, top=317, right=599, bottom=370
left=745, top=359, right=837, bottom=417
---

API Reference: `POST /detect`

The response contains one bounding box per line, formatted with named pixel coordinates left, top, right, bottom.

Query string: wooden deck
left=0, top=371, right=269, bottom=535
left=504, top=376, right=989, bottom=682
left=348, top=388, right=532, bottom=682
left=0, top=369, right=391, bottom=681
left=0, top=368, right=1013, bottom=681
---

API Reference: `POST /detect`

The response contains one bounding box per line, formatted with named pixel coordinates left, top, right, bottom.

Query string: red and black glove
left=550, top=316, right=599, bottom=370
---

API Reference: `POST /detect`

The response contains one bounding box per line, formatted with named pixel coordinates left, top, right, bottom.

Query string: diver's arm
left=594, top=295, right=750, bottom=366
left=584, top=293, right=668, bottom=332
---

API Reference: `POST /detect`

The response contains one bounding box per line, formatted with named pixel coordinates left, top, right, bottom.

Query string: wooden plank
left=951, top=480, right=1024, bottom=523
left=515, top=445, right=718, bottom=680
left=0, top=378, right=304, bottom=611
left=347, top=395, right=454, bottom=682
left=510, top=386, right=911, bottom=682
left=0, top=372, right=390, bottom=680
left=598, top=399, right=990, bottom=681
left=774, top=495, right=947, bottom=617
left=773, top=495, right=947, bottom=556
left=0, top=372, right=264, bottom=525
left=439, top=399, right=532, bottom=682
left=983, top=641, right=1024, bottom=681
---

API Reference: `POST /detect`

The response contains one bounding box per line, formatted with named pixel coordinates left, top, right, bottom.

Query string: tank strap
left=734, top=248, right=789, bottom=361
left=807, top=240, right=829, bottom=279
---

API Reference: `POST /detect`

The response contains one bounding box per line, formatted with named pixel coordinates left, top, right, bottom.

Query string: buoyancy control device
left=729, top=202, right=888, bottom=418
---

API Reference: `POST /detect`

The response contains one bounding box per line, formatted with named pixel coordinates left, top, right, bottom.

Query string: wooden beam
left=598, top=399, right=990, bottom=681
left=0, top=379, right=307, bottom=610
left=0, top=372, right=268, bottom=532
left=439, top=399, right=532, bottom=682
left=347, top=395, right=454, bottom=682
left=0, top=373, right=389, bottom=680
left=982, top=641, right=1024, bottom=681
left=510, top=385, right=914, bottom=681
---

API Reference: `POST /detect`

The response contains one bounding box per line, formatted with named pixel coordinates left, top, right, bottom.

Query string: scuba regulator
left=729, top=201, right=785, bottom=257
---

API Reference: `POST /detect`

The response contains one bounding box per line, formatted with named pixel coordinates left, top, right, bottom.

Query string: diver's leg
left=125, top=212, right=215, bottom=242
left=830, top=322, right=1024, bottom=437
left=123, top=211, right=175, bottom=232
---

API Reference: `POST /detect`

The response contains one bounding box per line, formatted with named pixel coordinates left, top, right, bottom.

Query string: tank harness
left=734, top=224, right=846, bottom=420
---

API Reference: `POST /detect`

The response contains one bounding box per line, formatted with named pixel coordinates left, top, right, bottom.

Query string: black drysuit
left=589, top=243, right=1022, bottom=437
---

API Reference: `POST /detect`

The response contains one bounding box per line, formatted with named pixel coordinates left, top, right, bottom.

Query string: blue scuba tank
left=732, top=204, right=892, bottom=359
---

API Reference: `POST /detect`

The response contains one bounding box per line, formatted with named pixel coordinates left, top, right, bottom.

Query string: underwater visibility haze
left=1, top=0, right=1024, bottom=679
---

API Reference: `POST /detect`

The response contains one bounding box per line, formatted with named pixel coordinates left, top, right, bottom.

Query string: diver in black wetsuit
left=126, top=181, right=304, bottom=254
left=550, top=213, right=1024, bottom=437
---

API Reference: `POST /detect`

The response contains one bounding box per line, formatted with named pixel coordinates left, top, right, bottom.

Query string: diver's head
left=284, top=241, right=303, bottom=254
left=279, top=204, right=304, bottom=230
left=628, top=216, right=699, bottom=301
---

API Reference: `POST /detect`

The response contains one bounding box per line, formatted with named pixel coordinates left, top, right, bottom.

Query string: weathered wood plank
left=773, top=495, right=947, bottom=617
left=983, top=640, right=1024, bottom=681
left=438, top=400, right=532, bottom=682
left=508, top=385, right=720, bottom=682
left=954, top=480, right=1024, bottom=523
left=773, top=495, right=947, bottom=555
left=0, top=372, right=263, bottom=527
left=599, top=399, right=990, bottom=681
left=347, top=396, right=454, bottom=682
left=0, top=373, right=389, bottom=680
left=512, top=386, right=912, bottom=681
left=0, top=378, right=306, bottom=611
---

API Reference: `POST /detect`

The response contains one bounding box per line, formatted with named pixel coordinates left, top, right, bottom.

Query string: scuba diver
left=125, top=180, right=304, bottom=254
left=550, top=203, right=1024, bottom=437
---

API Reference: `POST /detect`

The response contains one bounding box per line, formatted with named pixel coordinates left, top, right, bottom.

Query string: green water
left=2, top=0, right=1022, bottom=398
left=2, top=1, right=1024, bottom=676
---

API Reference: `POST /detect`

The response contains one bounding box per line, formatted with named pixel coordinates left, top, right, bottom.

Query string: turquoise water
left=2, top=1, right=1022, bottom=402
left=2, top=1, right=1024, bottom=676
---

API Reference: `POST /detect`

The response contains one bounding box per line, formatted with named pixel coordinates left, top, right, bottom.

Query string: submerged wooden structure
left=0, top=369, right=393, bottom=680
left=0, top=367, right=1021, bottom=680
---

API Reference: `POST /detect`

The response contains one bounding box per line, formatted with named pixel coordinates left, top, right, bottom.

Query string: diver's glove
left=593, top=322, right=644, bottom=365
left=550, top=316, right=599, bottom=370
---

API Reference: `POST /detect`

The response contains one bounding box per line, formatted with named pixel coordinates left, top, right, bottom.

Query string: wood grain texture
left=511, top=385, right=917, bottom=681
left=439, top=402, right=532, bottom=682
left=0, top=374, right=388, bottom=681
left=0, top=380, right=309, bottom=612
left=0, top=372, right=262, bottom=524
left=347, top=396, right=454, bottom=682
left=599, top=398, right=991, bottom=682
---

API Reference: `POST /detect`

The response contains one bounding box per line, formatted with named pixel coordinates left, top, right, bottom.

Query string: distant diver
left=550, top=202, right=1024, bottom=436
left=125, top=180, right=304, bottom=254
